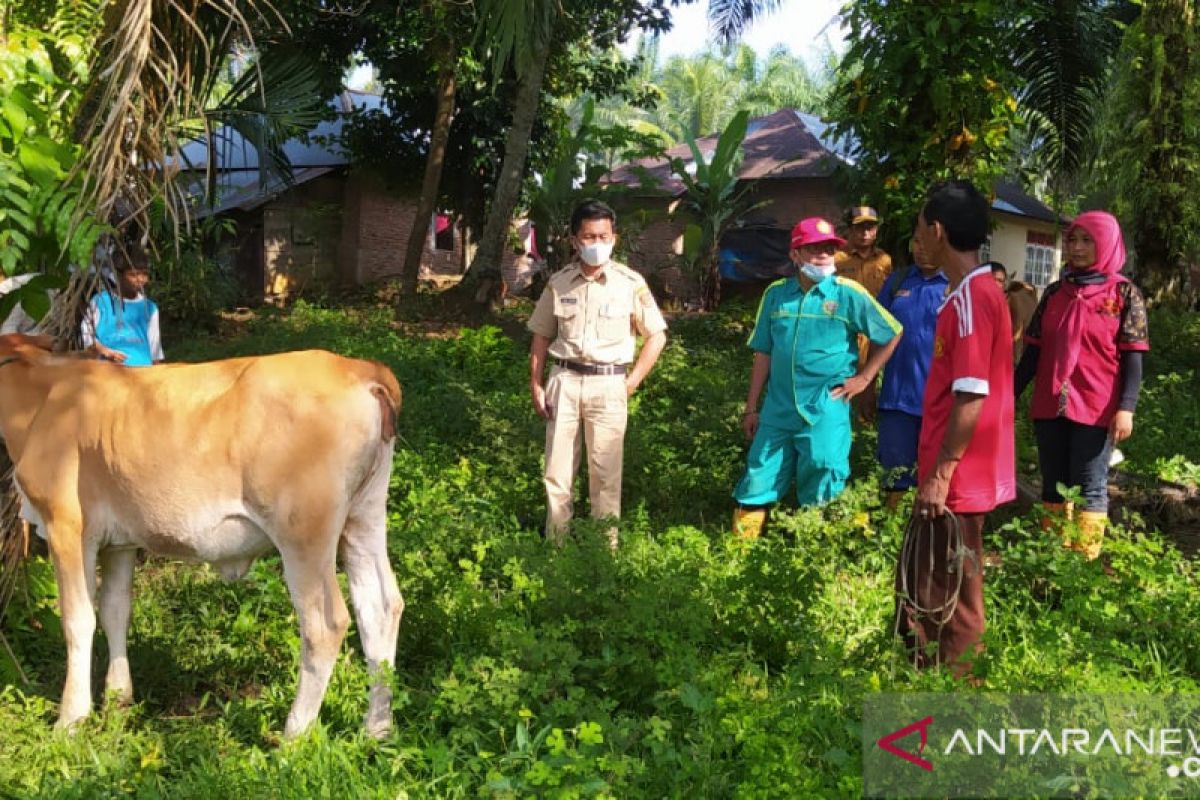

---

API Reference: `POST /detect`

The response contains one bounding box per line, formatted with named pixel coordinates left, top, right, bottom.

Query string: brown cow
left=0, top=334, right=403, bottom=738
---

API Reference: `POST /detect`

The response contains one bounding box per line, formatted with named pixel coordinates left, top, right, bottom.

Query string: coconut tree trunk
left=463, top=43, right=552, bottom=302
left=400, top=40, right=457, bottom=297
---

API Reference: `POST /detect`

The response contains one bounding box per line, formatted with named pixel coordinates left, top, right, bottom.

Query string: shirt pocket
left=554, top=296, right=583, bottom=342
left=598, top=300, right=632, bottom=343
left=769, top=310, right=796, bottom=342
left=798, top=313, right=850, bottom=356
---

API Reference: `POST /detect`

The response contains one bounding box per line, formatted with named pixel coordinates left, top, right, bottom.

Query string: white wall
left=986, top=212, right=1063, bottom=290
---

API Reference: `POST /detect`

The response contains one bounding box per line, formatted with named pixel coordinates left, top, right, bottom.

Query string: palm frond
left=200, top=48, right=328, bottom=195
left=72, top=0, right=286, bottom=235
left=706, top=0, right=783, bottom=47
left=475, top=0, right=558, bottom=83
left=1012, top=0, right=1126, bottom=183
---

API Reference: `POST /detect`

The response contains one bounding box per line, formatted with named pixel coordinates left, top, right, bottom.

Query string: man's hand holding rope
left=915, top=467, right=953, bottom=519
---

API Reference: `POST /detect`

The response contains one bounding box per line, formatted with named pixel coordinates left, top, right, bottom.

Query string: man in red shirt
left=896, top=180, right=1016, bottom=676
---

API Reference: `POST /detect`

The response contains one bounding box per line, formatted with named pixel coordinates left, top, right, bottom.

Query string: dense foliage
left=0, top=4, right=104, bottom=304
left=1, top=299, right=1197, bottom=797
left=828, top=0, right=1021, bottom=255
left=1091, top=0, right=1200, bottom=305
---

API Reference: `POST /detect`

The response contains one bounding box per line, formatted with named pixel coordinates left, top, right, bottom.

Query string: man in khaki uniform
left=835, top=206, right=893, bottom=296
left=528, top=200, right=668, bottom=545
left=835, top=206, right=893, bottom=422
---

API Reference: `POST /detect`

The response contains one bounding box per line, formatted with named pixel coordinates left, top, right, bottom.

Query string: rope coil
left=894, top=508, right=978, bottom=668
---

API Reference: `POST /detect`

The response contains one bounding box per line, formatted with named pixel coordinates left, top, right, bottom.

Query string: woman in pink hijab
left=1014, top=210, right=1150, bottom=559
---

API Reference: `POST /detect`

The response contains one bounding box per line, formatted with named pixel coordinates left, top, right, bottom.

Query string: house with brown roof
left=604, top=109, right=1064, bottom=298
left=603, top=109, right=845, bottom=292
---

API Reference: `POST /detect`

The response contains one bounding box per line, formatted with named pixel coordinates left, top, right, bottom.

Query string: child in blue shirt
left=81, top=248, right=164, bottom=366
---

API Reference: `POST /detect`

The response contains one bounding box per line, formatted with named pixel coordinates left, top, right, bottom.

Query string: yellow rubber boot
left=1039, top=501, right=1074, bottom=533
left=732, top=507, right=766, bottom=540
left=1074, top=511, right=1107, bottom=560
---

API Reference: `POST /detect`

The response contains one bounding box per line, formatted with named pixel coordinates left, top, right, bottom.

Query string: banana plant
left=669, top=109, right=765, bottom=310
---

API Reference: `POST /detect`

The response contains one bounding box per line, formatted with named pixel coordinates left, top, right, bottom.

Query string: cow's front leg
left=98, top=547, right=137, bottom=705
left=280, top=546, right=349, bottom=739
left=46, top=514, right=97, bottom=730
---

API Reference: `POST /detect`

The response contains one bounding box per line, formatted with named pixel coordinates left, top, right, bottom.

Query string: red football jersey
left=918, top=266, right=1016, bottom=513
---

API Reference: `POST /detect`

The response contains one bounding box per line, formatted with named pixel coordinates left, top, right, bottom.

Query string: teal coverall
left=734, top=274, right=902, bottom=506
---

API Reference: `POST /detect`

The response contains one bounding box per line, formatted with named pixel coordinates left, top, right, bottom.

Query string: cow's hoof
left=364, top=713, right=393, bottom=740
left=54, top=713, right=87, bottom=734
left=282, top=718, right=310, bottom=740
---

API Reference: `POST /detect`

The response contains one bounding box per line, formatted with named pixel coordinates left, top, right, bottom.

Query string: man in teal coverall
left=732, top=216, right=903, bottom=538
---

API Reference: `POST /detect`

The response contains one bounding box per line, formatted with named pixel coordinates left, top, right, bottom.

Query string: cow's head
left=0, top=333, right=56, bottom=367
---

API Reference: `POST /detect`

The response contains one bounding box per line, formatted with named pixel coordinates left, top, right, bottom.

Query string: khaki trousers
left=543, top=367, right=628, bottom=541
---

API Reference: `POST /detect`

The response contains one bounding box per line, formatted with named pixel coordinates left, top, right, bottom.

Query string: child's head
left=114, top=247, right=150, bottom=299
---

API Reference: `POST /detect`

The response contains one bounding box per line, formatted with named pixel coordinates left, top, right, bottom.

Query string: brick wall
left=344, top=173, right=523, bottom=285
left=262, top=174, right=344, bottom=297
left=749, top=179, right=842, bottom=229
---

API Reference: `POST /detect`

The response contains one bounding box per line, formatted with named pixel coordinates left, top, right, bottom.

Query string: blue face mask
left=800, top=263, right=836, bottom=282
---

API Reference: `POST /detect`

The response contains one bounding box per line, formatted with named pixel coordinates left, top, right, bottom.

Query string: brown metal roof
left=602, top=109, right=843, bottom=195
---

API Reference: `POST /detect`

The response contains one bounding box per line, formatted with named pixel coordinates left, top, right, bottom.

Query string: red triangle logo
left=876, top=715, right=934, bottom=771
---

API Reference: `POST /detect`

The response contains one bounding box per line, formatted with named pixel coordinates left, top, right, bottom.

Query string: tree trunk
left=702, top=248, right=722, bottom=311
left=399, top=43, right=457, bottom=297
left=461, top=43, right=553, bottom=305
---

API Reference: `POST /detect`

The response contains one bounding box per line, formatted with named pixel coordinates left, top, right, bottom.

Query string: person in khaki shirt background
left=835, top=205, right=893, bottom=295
left=989, top=261, right=1039, bottom=361
left=528, top=200, right=668, bottom=545
left=835, top=205, right=893, bottom=422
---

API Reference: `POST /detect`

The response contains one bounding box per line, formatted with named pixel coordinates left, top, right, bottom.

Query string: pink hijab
left=1050, top=210, right=1128, bottom=396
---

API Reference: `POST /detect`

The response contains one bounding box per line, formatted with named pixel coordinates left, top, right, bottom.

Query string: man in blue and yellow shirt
left=732, top=217, right=902, bottom=538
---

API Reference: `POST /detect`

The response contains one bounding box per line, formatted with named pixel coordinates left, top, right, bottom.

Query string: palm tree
left=655, top=52, right=742, bottom=142
left=740, top=45, right=827, bottom=116
left=705, top=0, right=784, bottom=46
left=1010, top=0, right=1133, bottom=203
left=398, top=2, right=473, bottom=297
left=461, top=0, right=559, bottom=305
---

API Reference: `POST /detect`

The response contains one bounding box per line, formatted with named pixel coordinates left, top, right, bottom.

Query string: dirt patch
left=1016, top=473, right=1200, bottom=557
left=1109, top=471, right=1200, bottom=556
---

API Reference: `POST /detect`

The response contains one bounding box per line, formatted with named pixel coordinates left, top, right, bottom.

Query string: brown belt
left=555, top=359, right=627, bottom=376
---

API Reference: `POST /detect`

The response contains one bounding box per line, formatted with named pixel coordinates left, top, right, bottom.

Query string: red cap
left=790, top=217, right=846, bottom=249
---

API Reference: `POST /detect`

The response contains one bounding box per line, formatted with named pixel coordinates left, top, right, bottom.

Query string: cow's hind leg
left=45, top=512, right=97, bottom=729
left=340, top=512, right=403, bottom=738
left=98, top=547, right=137, bottom=705
left=279, top=541, right=350, bottom=739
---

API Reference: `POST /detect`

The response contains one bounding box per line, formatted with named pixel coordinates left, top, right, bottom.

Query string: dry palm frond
left=1, top=0, right=291, bottom=639
left=36, top=0, right=307, bottom=346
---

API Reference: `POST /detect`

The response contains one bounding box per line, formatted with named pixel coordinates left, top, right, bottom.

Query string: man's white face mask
left=579, top=241, right=614, bottom=267
left=800, top=262, right=836, bottom=282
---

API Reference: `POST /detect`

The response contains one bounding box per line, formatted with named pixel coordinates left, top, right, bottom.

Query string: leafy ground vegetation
left=1, top=297, right=1198, bottom=798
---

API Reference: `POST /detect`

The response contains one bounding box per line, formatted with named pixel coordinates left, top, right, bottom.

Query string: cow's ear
left=10, top=336, right=56, bottom=364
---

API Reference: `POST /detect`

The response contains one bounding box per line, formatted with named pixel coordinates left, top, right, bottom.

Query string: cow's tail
left=358, top=360, right=402, bottom=442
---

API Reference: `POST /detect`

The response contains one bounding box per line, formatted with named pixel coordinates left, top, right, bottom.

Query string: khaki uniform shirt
left=1006, top=280, right=1039, bottom=360
left=835, top=247, right=893, bottom=298
left=528, top=260, right=667, bottom=365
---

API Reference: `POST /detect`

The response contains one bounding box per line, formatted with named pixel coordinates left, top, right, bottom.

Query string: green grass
left=1, top=298, right=1197, bottom=798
